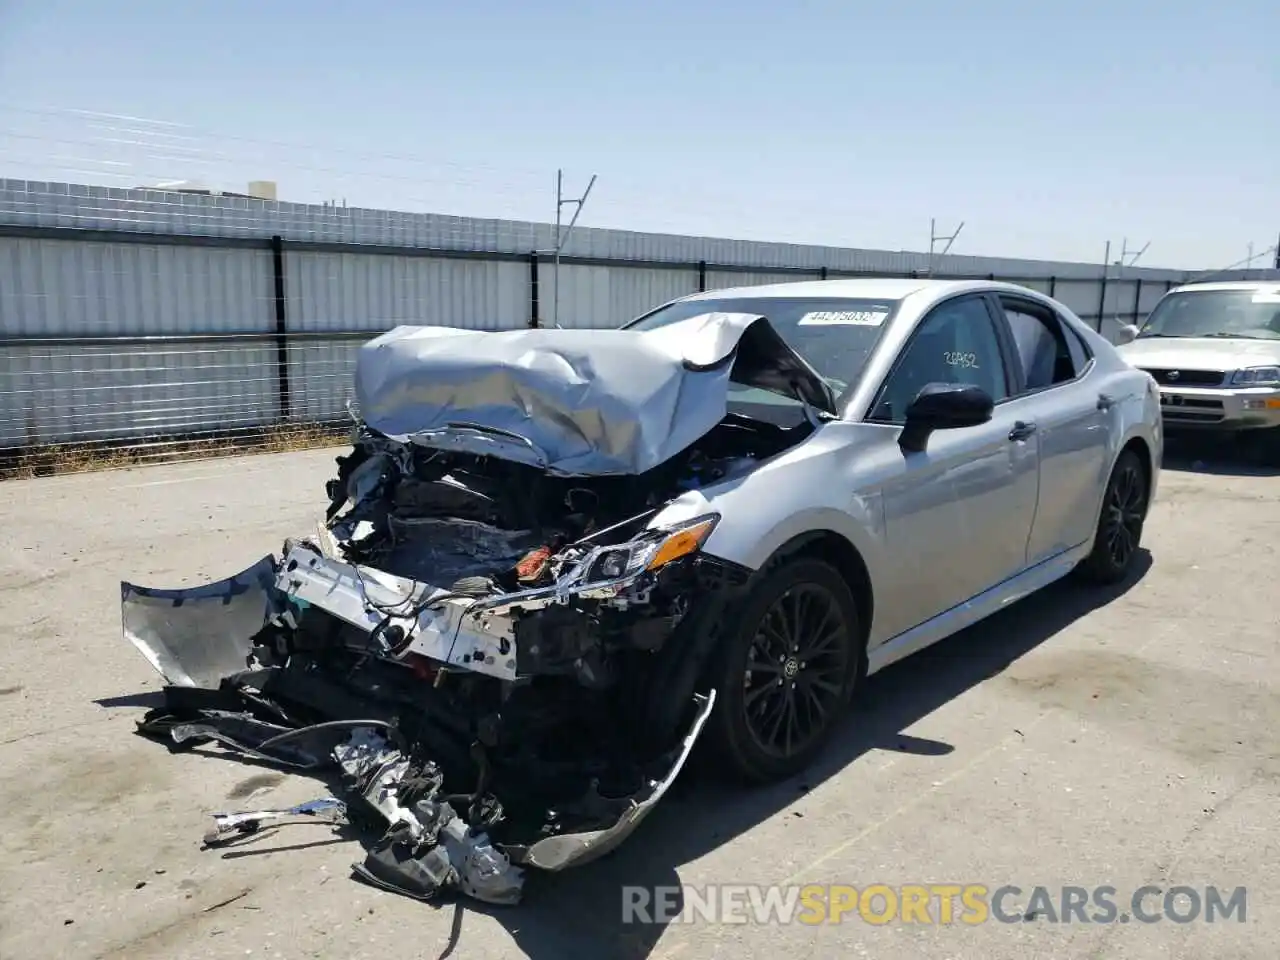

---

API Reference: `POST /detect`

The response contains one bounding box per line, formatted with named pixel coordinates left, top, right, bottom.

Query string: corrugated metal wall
left=0, top=236, right=273, bottom=336
left=0, top=178, right=1229, bottom=449
left=286, top=253, right=527, bottom=332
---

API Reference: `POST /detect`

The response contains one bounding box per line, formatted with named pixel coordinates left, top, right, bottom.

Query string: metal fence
left=0, top=219, right=1192, bottom=476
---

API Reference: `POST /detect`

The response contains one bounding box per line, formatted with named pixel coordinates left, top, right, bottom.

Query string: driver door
left=869, top=294, right=1041, bottom=642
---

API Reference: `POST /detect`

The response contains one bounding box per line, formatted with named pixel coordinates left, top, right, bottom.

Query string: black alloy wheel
left=1077, top=448, right=1149, bottom=585
left=1103, top=456, right=1146, bottom=569
left=742, top=582, right=850, bottom=760
left=703, top=556, right=864, bottom=783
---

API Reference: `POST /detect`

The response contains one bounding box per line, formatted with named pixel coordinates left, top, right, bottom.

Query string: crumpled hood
left=353, top=312, right=835, bottom=476
left=1118, top=336, right=1280, bottom=372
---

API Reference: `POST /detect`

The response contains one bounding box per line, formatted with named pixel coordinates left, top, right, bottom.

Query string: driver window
left=870, top=296, right=1009, bottom=423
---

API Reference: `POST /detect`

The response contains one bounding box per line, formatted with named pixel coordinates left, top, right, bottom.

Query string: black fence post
left=529, top=251, right=540, bottom=328
left=820, top=266, right=828, bottom=280
left=1048, top=276, right=1057, bottom=297
left=1096, top=273, right=1109, bottom=332
left=1132, top=278, right=1142, bottom=325
left=697, top=259, right=707, bottom=292
left=269, top=235, right=291, bottom=423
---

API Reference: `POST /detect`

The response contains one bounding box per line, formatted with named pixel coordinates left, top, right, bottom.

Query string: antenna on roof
left=927, top=219, right=964, bottom=278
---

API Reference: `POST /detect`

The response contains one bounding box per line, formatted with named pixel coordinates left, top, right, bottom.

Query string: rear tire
left=702, top=557, right=864, bottom=784
left=1076, top=448, right=1149, bottom=585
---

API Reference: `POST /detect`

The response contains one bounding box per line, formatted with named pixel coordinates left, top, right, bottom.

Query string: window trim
left=991, top=294, right=1096, bottom=399
left=863, top=293, right=1015, bottom=425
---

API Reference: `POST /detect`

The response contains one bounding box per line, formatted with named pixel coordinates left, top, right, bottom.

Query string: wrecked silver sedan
left=122, top=278, right=1162, bottom=904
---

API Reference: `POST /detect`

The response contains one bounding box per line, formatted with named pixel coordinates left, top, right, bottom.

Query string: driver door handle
left=1008, top=421, right=1038, bottom=442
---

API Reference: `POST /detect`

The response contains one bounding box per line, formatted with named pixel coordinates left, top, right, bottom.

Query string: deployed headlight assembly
left=582, top=514, right=720, bottom=585
left=1230, top=366, right=1280, bottom=386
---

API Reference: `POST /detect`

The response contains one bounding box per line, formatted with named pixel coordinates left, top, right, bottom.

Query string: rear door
left=989, top=294, right=1112, bottom=565
left=868, top=294, right=1041, bottom=641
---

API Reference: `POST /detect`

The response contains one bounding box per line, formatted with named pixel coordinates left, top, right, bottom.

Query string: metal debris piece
left=336, top=728, right=525, bottom=905
left=204, top=797, right=347, bottom=846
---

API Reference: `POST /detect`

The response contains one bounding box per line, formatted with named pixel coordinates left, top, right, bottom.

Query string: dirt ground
left=0, top=438, right=1276, bottom=959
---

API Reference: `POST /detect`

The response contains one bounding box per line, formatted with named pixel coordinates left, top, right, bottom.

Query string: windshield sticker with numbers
left=798, top=310, right=889, bottom=326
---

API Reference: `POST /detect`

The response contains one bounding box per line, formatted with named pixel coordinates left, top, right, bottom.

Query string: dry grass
left=0, top=422, right=349, bottom=481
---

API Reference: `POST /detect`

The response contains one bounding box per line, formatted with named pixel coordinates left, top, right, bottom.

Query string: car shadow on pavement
left=1161, top=434, right=1280, bottom=477
left=458, top=549, right=1153, bottom=960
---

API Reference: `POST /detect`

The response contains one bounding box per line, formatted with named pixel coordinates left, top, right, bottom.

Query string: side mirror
left=1115, top=323, right=1140, bottom=345
left=899, top=382, right=994, bottom=453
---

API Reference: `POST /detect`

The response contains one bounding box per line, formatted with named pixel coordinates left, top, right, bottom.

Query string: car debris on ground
left=122, top=313, right=816, bottom=904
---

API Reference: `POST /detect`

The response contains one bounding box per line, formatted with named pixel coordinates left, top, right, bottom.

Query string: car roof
left=1167, top=280, right=1280, bottom=294
left=678, top=277, right=1046, bottom=305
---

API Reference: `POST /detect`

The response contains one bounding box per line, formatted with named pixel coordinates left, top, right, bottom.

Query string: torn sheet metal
left=121, top=556, right=282, bottom=688
left=353, top=312, right=834, bottom=476
left=514, top=689, right=715, bottom=871
left=335, top=728, right=525, bottom=905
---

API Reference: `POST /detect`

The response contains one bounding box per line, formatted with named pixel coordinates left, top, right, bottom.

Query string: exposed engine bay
left=122, top=400, right=813, bottom=904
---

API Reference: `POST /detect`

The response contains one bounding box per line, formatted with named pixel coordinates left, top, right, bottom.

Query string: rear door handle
left=1009, top=421, right=1038, bottom=442
left=1097, top=393, right=1115, bottom=411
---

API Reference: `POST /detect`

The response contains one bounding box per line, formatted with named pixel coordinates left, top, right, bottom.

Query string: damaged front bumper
left=121, top=545, right=723, bottom=905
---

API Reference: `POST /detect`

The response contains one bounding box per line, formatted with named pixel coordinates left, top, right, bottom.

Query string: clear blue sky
left=0, top=0, right=1276, bottom=269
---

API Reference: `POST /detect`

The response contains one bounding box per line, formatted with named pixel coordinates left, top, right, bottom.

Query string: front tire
left=703, top=557, right=863, bottom=783
left=1076, top=447, right=1149, bottom=585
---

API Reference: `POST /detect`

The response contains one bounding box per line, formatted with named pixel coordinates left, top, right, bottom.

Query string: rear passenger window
left=1002, top=300, right=1079, bottom=392
left=1064, top=324, right=1093, bottom=372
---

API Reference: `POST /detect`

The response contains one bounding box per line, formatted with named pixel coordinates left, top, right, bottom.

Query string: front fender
left=652, top=451, right=887, bottom=587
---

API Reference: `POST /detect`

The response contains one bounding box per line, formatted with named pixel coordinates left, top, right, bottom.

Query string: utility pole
left=1112, top=237, right=1150, bottom=327
left=550, top=169, right=597, bottom=329
left=927, top=218, right=964, bottom=277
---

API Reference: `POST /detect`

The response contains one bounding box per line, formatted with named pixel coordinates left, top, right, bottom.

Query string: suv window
left=869, top=296, right=1009, bottom=423
left=1001, top=298, right=1079, bottom=392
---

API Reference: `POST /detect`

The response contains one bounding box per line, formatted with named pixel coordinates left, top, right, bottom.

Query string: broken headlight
left=582, top=514, right=720, bottom=584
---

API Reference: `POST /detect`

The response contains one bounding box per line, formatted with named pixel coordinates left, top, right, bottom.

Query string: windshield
left=1138, top=289, right=1280, bottom=341
left=625, top=295, right=899, bottom=405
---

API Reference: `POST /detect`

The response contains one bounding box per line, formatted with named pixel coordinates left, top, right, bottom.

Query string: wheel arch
left=1120, top=434, right=1154, bottom=501
left=759, top=529, right=874, bottom=653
